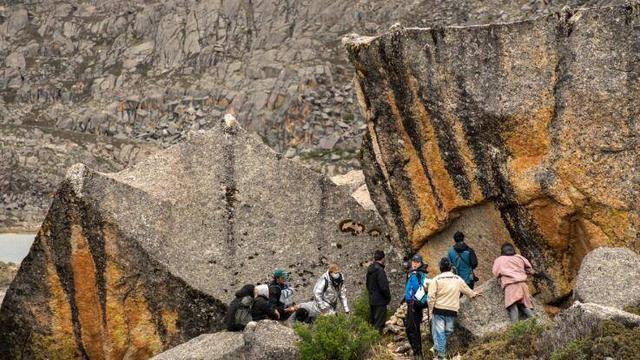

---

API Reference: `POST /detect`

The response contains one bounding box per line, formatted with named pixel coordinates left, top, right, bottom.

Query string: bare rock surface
left=152, top=332, right=245, bottom=360
left=345, top=3, right=640, bottom=302
left=0, top=121, right=400, bottom=358
left=574, top=247, right=640, bottom=309
left=457, top=278, right=547, bottom=338
left=152, top=320, right=299, bottom=360
left=1, top=0, right=630, bottom=231
left=244, top=320, right=299, bottom=360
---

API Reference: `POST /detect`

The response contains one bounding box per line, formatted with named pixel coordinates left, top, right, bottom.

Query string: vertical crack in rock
left=223, top=132, right=238, bottom=256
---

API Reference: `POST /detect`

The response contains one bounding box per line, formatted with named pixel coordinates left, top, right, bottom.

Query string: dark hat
left=439, top=257, right=452, bottom=271
left=411, top=254, right=424, bottom=264
left=273, top=268, right=289, bottom=280
left=454, top=231, right=465, bottom=242
left=374, top=250, right=385, bottom=261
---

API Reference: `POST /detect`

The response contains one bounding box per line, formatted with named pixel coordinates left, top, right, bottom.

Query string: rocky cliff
left=345, top=3, right=639, bottom=301
left=1, top=0, right=629, bottom=231
left=0, top=119, right=399, bottom=358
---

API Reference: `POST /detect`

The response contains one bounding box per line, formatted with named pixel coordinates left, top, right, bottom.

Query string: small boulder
left=151, top=332, right=245, bottom=360
left=244, top=320, right=299, bottom=360
left=574, top=247, right=640, bottom=310
left=537, top=301, right=640, bottom=358
left=456, top=278, right=547, bottom=338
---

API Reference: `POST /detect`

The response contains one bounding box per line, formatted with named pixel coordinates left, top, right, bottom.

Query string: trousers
left=405, top=301, right=423, bottom=356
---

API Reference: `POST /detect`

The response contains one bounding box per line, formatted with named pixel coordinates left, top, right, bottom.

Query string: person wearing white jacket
left=313, top=263, right=350, bottom=314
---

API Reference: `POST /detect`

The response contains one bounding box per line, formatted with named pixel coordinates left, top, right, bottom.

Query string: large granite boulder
left=152, top=332, right=245, bottom=360
left=153, top=320, right=299, bottom=360
left=574, top=247, right=640, bottom=309
left=244, top=320, right=299, bottom=360
left=344, top=4, right=640, bottom=301
left=456, top=278, right=547, bottom=338
left=0, top=121, right=399, bottom=358
left=537, top=301, right=640, bottom=358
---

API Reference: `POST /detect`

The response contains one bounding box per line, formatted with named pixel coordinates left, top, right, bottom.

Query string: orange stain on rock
left=69, top=223, right=106, bottom=360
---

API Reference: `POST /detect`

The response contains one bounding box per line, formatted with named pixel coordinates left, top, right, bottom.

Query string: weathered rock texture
left=574, top=247, right=640, bottom=309
left=0, top=121, right=398, bottom=358
left=1, top=0, right=630, bottom=231
left=152, top=332, right=245, bottom=360
left=152, top=320, right=299, bottom=360
left=457, top=278, right=547, bottom=338
left=345, top=4, right=640, bottom=301
left=537, top=301, right=640, bottom=358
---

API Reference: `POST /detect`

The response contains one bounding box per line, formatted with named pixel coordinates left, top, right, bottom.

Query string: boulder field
left=344, top=4, right=639, bottom=302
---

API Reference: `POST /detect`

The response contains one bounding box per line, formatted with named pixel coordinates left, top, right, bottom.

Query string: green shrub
left=352, top=290, right=392, bottom=325
left=294, top=313, right=381, bottom=360
left=504, top=317, right=544, bottom=345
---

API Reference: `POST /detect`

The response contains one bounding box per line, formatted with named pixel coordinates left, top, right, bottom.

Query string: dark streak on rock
left=223, top=132, right=237, bottom=256
left=362, top=132, right=410, bottom=244
left=48, top=185, right=90, bottom=359
left=378, top=35, right=447, bottom=211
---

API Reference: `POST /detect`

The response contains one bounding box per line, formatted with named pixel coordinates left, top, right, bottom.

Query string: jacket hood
left=235, top=284, right=255, bottom=298
left=454, top=242, right=469, bottom=253
left=255, top=284, right=269, bottom=298
left=367, top=261, right=385, bottom=275
left=411, top=264, right=428, bottom=274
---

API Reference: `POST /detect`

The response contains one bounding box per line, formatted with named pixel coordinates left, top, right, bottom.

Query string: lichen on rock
left=345, top=4, right=639, bottom=302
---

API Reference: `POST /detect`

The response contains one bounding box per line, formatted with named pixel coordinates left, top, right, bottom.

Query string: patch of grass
left=462, top=318, right=546, bottom=360
left=294, top=313, right=381, bottom=360
left=351, top=290, right=392, bottom=325
left=549, top=319, right=640, bottom=360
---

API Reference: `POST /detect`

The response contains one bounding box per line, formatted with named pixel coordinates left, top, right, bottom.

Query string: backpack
left=412, top=272, right=429, bottom=307
left=225, top=295, right=254, bottom=331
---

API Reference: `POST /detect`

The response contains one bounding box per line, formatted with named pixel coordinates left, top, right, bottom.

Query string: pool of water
left=0, top=233, right=36, bottom=264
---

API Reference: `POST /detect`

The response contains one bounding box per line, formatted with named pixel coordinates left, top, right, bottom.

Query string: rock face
left=574, top=247, right=640, bottom=309
left=0, top=121, right=399, bottom=358
left=537, top=301, right=640, bottom=358
left=1, top=0, right=630, bottom=232
left=345, top=4, right=640, bottom=301
left=457, top=278, right=547, bottom=338
left=243, top=320, right=299, bottom=360
left=152, top=321, right=299, bottom=360
left=152, top=332, right=245, bottom=360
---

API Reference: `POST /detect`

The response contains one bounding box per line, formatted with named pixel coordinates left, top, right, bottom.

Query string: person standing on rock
left=404, top=254, right=429, bottom=360
left=269, top=268, right=296, bottom=320
left=313, top=263, right=350, bottom=315
left=447, top=231, right=479, bottom=289
left=428, top=257, right=480, bottom=360
left=366, top=249, right=391, bottom=334
left=492, top=243, right=535, bottom=323
left=252, top=284, right=280, bottom=321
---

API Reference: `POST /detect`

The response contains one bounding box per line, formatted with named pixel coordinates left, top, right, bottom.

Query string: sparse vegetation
left=295, top=313, right=381, bottom=360
left=550, top=320, right=640, bottom=360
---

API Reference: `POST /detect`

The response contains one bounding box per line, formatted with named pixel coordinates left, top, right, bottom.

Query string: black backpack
left=224, top=295, right=254, bottom=331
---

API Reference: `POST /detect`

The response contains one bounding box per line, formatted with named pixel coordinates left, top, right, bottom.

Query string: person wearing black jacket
left=252, top=284, right=280, bottom=321
left=224, top=284, right=255, bottom=331
left=366, top=250, right=391, bottom=333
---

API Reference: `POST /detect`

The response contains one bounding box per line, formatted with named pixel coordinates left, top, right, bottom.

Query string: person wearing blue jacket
left=404, top=254, right=429, bottom=360
left=447, top=231, right=478, bottom=289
